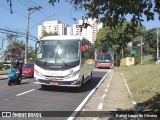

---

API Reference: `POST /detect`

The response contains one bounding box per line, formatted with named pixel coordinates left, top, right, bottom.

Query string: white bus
left=34, top=36, right=95, bottom=89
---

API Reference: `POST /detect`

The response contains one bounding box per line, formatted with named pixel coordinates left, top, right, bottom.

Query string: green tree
left=28, top=46, right=35, bottom=63
left=41, top=31, right=59, bottom=38
left=4, top=40, right=25, bottom=62
left=48, top=0, right=160, bottom=30
left=95, top=21, right=145, bottom=65
left=96, top=22, right=144, bottom=54
left=4, top=35, right=35, bottom=62
left=143, top=28, right=160, bottom=60
left=0, top=62, right=4, bottom=69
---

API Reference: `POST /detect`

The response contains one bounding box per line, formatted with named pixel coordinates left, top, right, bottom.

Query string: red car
left=22, top=63, right=34, bottom=78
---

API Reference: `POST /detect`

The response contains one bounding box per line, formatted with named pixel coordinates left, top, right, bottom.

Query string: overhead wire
left=17, top=0, right=30, bottom=8
left=29, top=14, right=55, bottom=30
left=23, top=0, right=52, bottom=20
left=70, top=5, right=78, bottom=24
left=0, top=4, right=37, bottom=23
left=0, top=27, right=37, bottom=42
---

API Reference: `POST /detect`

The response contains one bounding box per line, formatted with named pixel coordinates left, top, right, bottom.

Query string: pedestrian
left=16, top=61, right=22, bottom=80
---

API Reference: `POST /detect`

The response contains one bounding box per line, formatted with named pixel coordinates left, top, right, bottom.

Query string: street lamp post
left=157, top=27, right=159, bottom=60
left=140, top=36, right=144, bottom=65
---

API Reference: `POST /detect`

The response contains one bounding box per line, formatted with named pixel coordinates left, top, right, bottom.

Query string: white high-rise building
left=38, top=19, right=102, bottom=43
left=66, top=26, right=73, bottom=35
left=38, top=20, right=68, bottom=39
left=72, top=18, right=103, bottom=43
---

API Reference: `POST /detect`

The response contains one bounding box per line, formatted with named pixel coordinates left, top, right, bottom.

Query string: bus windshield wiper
left=43, top=49, right=55, bottom=66
left=57, top=53, right=68, bottom=66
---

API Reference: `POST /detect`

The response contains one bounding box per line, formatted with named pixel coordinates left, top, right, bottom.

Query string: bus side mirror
left=35, top=41, right=40, bottom=54
left=81, top=45, right=86, bottom=52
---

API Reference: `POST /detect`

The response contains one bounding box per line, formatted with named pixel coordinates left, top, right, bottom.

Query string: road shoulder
left=76, top=69, right=133, bottom=120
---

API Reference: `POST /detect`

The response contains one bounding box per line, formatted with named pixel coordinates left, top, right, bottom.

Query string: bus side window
left=82, top=40, right=89, bottom=59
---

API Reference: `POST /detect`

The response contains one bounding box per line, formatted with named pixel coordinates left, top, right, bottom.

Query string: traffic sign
left=130, top=50, right=137, bottom=55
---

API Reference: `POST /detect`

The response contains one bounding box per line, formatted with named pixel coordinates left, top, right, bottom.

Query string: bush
left=0, top=62, right=4, bottom=69
left=133, top=54, right=141, bottom=65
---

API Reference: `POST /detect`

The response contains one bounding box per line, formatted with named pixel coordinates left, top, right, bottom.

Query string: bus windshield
left=97, top=54, right=111, bottom=63
left=35, top=40, right=80, bottom=68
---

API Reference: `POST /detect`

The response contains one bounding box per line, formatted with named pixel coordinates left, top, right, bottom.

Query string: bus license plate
left=102, top=63, right=106, bottom=66
left=50, top=82, right=59, bottom=86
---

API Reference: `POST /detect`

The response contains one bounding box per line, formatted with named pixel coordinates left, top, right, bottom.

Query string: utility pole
left=141, top=36, right=143, bottom=65
left=157, top=27, right=159, bottom=60
left=25, top=6, right=42, bottom=63
left=122, top=45, right=124, bottom=58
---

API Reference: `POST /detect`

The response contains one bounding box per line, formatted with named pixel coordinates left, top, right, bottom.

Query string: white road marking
left=105, top=89, right=108, bottom=92
left=67, top=70, right=111, bottom=120
left=102, top=94, right=106, bottom=99
left=97, top=103, right=103, bottom=110
left=94, top=71, right=114, bottom=120
left=22, top=79, right=30, bottom=82
left=121, top=71, right=137, bottom=111
left=93, top=118, right=98, bottom=120
left=16, top=89, right=35, bottom=96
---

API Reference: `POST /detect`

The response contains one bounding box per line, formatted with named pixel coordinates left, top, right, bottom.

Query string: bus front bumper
left=34, top=78, right=81, bottom=87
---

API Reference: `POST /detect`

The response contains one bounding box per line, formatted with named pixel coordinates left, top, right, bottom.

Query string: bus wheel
left=87, top=72, right=92, bottom=83
left=90, top=71, right=93, bottom=78
left=80, top=76, right=84, bottom=87
left=41, top=84, right=48, bottom=89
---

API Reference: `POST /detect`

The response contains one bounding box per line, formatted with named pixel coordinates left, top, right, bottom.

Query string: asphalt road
left=0, top=69, right=109, bottom=120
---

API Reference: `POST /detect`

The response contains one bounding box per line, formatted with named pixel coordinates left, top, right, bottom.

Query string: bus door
left=81, top=40, right=94, bottom=82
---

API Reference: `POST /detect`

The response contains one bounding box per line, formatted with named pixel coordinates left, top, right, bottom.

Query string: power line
left=0, top=27, right=37, bottom=41
left=17, top=0, right=30, bottom=8
left=24, top=0, right=36, bottom=6
left=29, top=14, right=54, bottom=30
left=0, top=4, right=26, bottom=18
left=26, top=0, right=38, bottom=6
left=0, top=31, right=36, bottom=42
left=23, top=0, right=52, bottom=20
left=0, top=4, right=37, bottom=23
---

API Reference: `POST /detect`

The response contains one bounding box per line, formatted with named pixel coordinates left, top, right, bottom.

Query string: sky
left=0, top=0, right=160, bottom=48
left=0, top=0, right=84, bottom=48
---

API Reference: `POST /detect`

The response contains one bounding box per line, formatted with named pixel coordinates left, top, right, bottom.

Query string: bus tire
left=91, top=71, right=93, bottom=78
left=80, top=76, right=84, bottom=87
left=41, top=84, right=48, bottom=89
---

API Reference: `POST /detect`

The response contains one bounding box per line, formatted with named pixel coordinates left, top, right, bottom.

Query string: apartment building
left=38, top=20, right=69, bottom=39
left=38, top=18, right=102, bottom=43
left=73, top=18, right=103, bottom=43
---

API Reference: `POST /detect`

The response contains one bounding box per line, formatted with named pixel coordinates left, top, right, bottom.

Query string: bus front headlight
left=65, top=70, right=79, bottom=79
left=35, top=69, right=43, bottom=76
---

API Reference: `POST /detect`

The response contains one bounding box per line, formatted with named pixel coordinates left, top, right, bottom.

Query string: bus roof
left=40, top=35, right=87, bottom=41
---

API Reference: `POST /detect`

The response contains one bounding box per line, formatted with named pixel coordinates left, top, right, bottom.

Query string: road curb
left=0, top=74, right=8, bottom=80
left=67, top=69, right=111, bottom=120
left=120, top=71, right=139, bottom=115
left=0, top=78, right=7, bottom=80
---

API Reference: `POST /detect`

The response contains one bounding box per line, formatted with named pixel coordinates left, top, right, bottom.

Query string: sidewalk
left=77, top=69, right=134, bottom=120
left=0, top=74, right=8, bottom=80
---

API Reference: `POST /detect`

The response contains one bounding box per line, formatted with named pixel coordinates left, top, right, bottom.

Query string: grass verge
left=115, top=64, right=160, bottom=111
left=0, top=70, right=9, bottom=75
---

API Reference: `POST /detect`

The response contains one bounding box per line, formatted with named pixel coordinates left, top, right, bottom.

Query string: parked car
left=22, top=63, right=34, bottom=78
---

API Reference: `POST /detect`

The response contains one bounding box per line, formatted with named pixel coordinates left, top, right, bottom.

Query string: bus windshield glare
left=97, top=54, right=111, bottom=63
left=36, top=40, right=80, bottom=67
